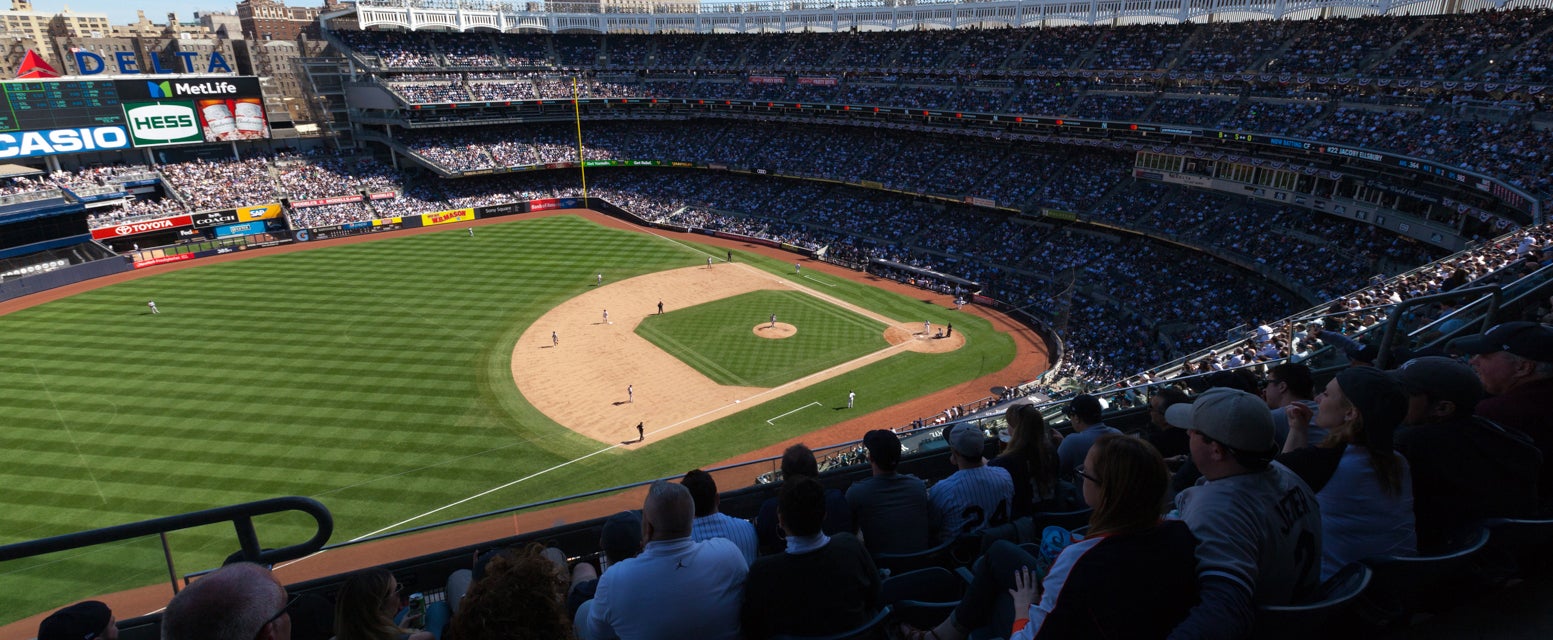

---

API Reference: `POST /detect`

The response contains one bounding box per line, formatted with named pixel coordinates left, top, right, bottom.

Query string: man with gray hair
left=162, top=562, right=290, bottom=640
left=580, top=481, right=747, bottom=640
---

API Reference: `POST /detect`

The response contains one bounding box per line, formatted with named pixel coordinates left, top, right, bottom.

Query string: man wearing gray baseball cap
left=1164, top=387, right=1322, bottom=640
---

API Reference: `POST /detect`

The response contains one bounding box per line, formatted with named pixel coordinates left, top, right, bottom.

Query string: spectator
left=845, top=429, right=933, bottom=555
left=930, top=423, right=1015, bottom=540
left=1392, top=356, right=1542, bottom=554
left=742, top=476, right=881, bottom=639
left=1142, top=387, right=1192, bottom=461
left=755, top=444, right=853, bottom=554
left=38, top=601, right=116, bottom=640
left=681, top=469, right=758, bottom=564
left=900, top=435, right=1199, bottom=640
left=1056, top=394, right=1121, bottom=483
left=1452, top=321, right=1553, bottom=506
left=579, top=481, right=746, bottom=640
left=448, top=544, right=573, bottom=640
left=334, top=568, right=435, bottom=640
left=1165, top=388, right=1322, bottom=640
left=1263, top=362, right=1321, bottom=446
left=1281, top=367, right=1417, bottom=580
left=989, top=402, right=1064, bottom=518
left=564, top=511, right=644, bottom=621
left=161, top=562, right=292, bottom=640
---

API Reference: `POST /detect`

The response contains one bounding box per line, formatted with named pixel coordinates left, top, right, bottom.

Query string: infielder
left=707, top=256, right=713, bottom=268
left=636, top=422, right=645, bottom=442
left=603, top=309, right=610, bottom=325
left=147, top=300, right=159, bottom=315
left=628, top=385, right=634, bottom=403
left=552, top=331, right=559, bottom=347
left=923, top=321, right=931, bottom=335
left=769, top=313, right=777, bottom=329
left=657, top=300, right=664, bottom=315
left=848, top=391, right=855, bottom=409
left=597, top=273, right=603, bottom=286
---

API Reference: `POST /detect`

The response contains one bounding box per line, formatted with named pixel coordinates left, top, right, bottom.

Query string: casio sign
left=125, top=104, right=200, bottom=143
left=0, top=127, right=130, bottom=158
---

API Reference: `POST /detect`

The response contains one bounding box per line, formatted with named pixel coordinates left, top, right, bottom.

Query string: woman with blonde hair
left=902, top=435, right=1199, bottom=640
left=1283, top=366, right=1416, bottom=579
left=333, top=568, right=434, bottom=640
left=990, top=403, right=1062, bottom=517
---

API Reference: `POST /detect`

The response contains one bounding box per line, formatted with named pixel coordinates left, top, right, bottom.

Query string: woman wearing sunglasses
left=334, top=568, right=435, bottom=640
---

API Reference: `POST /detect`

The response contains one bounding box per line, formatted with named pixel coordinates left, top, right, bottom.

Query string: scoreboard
left=0, top=80, right=124, bottom=132
left=0, top=76, right=268, bottom=158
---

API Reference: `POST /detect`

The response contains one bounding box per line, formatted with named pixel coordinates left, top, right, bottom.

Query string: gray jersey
left=1173, top=462, right=1322, bottom=606
left=930, top=465, right=1014, bottom=540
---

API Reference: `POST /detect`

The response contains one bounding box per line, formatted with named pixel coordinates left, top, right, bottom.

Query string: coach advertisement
left=90, top=214, right=194, bottom=240
left=191, top=209, right=240, bottom=229
left=421, top=208, right=474, bottom=227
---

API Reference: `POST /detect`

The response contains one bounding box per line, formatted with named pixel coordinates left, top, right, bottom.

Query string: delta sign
left=72, top=50, right=233, bottom=75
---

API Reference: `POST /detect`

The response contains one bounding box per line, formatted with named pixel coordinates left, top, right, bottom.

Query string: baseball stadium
left=2, top=0, right=1553, bottom=638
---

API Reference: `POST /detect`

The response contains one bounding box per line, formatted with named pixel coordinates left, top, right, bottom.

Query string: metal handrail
left=0, top=496, right=333, bottom=593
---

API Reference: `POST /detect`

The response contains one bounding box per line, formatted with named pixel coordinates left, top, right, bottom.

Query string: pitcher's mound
left=884, top=323, right=965, bottom=353
left=754, top=322, right=798, bottom=339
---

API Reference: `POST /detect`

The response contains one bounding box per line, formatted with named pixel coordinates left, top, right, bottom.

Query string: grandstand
left=2, top=2, right=1553, bottom=638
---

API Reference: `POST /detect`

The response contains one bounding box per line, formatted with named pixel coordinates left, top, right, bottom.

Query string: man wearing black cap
left=1451, top=321, right=1553, bottom=500
left=38, top=601, right=116, bottom=640
left=1056, top=394, right=1121, bottom=484
left=1392, top=357, right=1542, bottom=554
left=845, top=429, right=932, bottom=555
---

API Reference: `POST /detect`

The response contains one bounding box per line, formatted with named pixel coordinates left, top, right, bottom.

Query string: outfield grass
left=635, top=290, right=887, bottom=387
left=0, top=215, right=1015, bottom=623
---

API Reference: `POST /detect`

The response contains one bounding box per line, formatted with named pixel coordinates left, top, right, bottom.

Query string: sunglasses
left=1074, top=464, right=1099, bottom=485
left=262, top=593, right=299, bottom=628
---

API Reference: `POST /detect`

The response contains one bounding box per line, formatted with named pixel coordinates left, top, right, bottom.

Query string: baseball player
left=707, top=256, right=713, bottom=268
left=794, top=262, right=801, bottom=274
left=769, top=313, right=777, bottom=329
left=923, top=321, right=931, bottom=335
left=603, top=309, right=610, bottom=325
left=848, top=391, right=855, bottom=409
left=727, top=250, right=732, bottom=262
left=597, top=273, right=603, bottom=286
left=947, top=324, right=953, bottom=338
left=637, top=421, right=645, bottom=442
left=552, top=331, right=559, bottom=347
left=657, top=300, right=664, bottom=315
left=628, top=385, right=634, bottom=403
left=147, top=300, right=159, bottom=315
left=467, top=227, right=474, bottom=238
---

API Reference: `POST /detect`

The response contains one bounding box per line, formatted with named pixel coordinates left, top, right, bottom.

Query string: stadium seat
left=1353, top=526, right=1491, bottom=630
left=1478, top=517, right=1553, bottom=584
left=881, top=567, right=966, bottom=628
left=1253, top=562, right=1371, bottom=639
left=772, top=604, right=893, bottom=640
left=875, top=538, right=956, bottom=575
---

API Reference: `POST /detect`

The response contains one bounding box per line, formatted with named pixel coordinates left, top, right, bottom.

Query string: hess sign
left=123, top=102, right=203, bottom=146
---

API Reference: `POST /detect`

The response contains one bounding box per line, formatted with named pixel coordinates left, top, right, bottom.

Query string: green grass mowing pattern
left=634, top=290, right=887, bottom=387
left=0, top=215, right=1015, bottom=623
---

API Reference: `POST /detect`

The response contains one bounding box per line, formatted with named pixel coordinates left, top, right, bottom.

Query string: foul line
left=766, top=401, right=822, bottom=425
left=803, top=274, right=837, bottom=287
left=32, top=363, right=106, bottom=504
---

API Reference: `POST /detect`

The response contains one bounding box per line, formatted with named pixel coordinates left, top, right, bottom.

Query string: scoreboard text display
left=0, top=76, right=267, bottom=158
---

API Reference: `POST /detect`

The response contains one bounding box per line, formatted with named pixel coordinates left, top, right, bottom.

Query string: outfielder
left=597, top=273, right=603, bottom=286
left=467, top=227, right=474, bottom=238
left=848, top=391, right=855, bottom=409
left=147, top=300, right=159, bottom=315
left=794, top=262, right=802, bottom=274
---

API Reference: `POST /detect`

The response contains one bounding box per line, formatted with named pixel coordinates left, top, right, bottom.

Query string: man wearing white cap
left=1164, top=388, right=1322, bottom=640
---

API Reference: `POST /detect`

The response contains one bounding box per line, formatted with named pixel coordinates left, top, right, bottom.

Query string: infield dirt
left=515, top=263, right=965, bottom=446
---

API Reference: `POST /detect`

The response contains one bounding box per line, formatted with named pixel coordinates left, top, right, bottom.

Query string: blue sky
left=29, top=0, right=233, bottom=26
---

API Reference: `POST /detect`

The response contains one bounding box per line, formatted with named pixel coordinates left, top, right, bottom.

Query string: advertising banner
left=291, top=194, right=364, bottom=208
left=132, top=253, right=195, bottom=269
left=122, top=101, right=203, bottom=147
left=237, top=203, right=283, bottom=221
left=749, top=75, right=785, bottom=84
left=90, top=214, right=193, bottom=239
left=195, top=97, right=269, bottom=142
left=476, top=203, right=525, bottom=217
left=797, top=77, right=839, bottom=86
left=367, top=190, right=397, bottom=200
left=421, top=208, right=474, bottom=227
left=529, top=198, right=561, bottom=212
left=214, top=221, right=268, bottom=238
left=191, top=209, right=240, bottom=229
left=0, top=126, right=130, bottom=159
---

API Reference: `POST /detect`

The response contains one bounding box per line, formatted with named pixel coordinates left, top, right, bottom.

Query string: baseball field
left=0, top=212, right=1022, bottom=625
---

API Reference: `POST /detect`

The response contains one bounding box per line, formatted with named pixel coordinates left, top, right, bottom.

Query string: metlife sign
left=123, top=101, right=203, bottom=147
left=0, top=126, right=130, bottom=158
left=116, top=77, right=263, bottom=101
